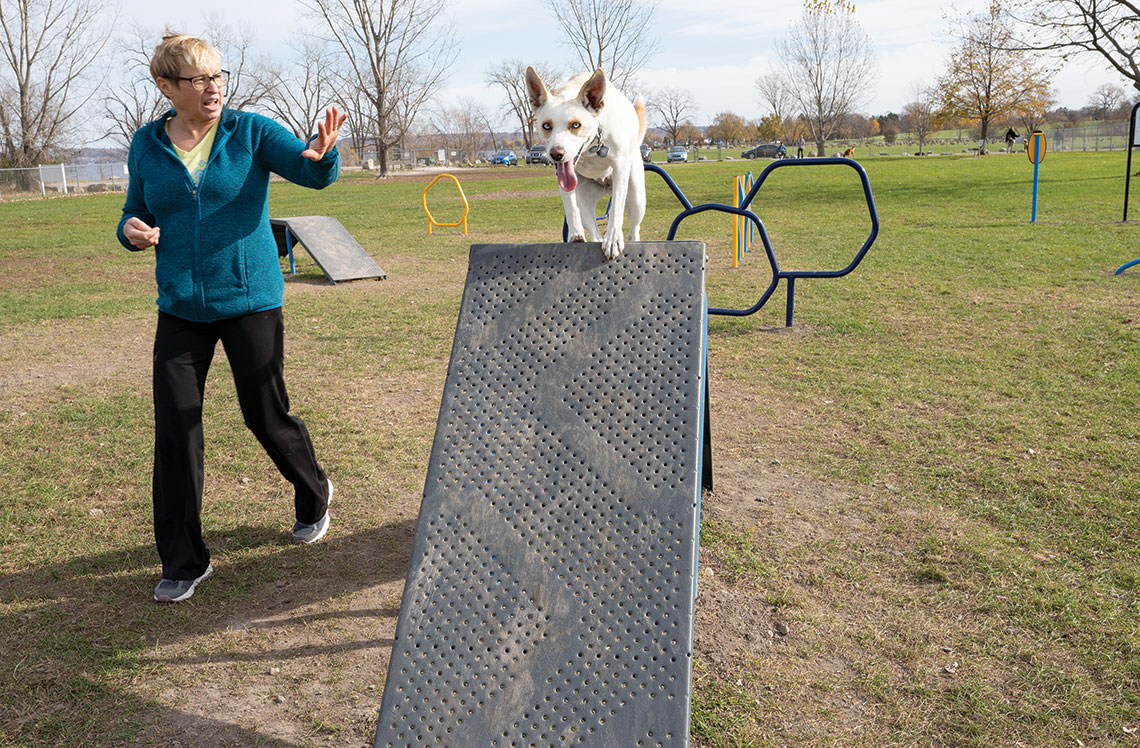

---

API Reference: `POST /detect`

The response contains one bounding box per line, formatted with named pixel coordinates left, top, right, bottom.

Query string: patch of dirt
left=0, top=313, right=153, bottom=415
left=136, top=522, right=417, bottom=748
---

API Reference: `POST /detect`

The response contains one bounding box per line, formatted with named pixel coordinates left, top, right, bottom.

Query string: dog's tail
left=635, top=97, right=648, bottom=143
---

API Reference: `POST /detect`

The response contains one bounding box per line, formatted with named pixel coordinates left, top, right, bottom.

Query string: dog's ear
left=578, top=68, right=606, bottom=113
left=525, top=66, right=549, bottom=110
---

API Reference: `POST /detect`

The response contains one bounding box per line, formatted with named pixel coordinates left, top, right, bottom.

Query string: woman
left=117, top=32, right=348, bottom=603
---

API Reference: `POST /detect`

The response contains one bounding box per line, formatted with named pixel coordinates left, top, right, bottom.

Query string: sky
left=113, top=0, right=1126, bottom=130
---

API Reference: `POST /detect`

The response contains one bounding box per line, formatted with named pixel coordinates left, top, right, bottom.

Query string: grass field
left=1, top=151, right=1138, bottom=747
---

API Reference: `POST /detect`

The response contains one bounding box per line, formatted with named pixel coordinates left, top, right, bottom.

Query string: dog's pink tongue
left=555, top=160, right=578, bottom=192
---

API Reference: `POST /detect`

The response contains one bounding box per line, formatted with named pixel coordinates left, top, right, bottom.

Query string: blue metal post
left=1031, top=158, right=1040, bottom=223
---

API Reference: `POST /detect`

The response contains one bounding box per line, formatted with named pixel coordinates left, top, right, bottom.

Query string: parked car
left=526, top=144, right=550, bottom=164
left=741, top=142, right=786, bottom=159
left=490, top=150, right=518, bottom=165
left=666, top=146, right=688, bottom=163
left=640, top=143, right=651, bottom=163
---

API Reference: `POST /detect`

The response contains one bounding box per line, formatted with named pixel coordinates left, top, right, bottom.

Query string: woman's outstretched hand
left=302, top=106, right=348, bottom=162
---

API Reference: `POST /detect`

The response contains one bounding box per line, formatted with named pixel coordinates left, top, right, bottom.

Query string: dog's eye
left=569, top=121, right=581, bottom=130
left=542, top=121, right=552, bottom=131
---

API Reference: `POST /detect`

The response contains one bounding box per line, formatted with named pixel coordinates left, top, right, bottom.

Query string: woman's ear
left=155, top=78, right=173, bottom=99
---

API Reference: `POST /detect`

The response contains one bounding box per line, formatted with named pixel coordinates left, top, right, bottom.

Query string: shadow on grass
left=0, top=519, right=415, bottom=747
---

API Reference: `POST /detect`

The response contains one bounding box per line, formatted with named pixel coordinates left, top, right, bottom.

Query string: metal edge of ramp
left=271, top=216, right=386, bottom=282
left=374, top=241, right=707, bottom=748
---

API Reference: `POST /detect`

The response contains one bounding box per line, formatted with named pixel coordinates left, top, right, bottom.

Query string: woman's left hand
left=302, top=106, right=348, bottom=161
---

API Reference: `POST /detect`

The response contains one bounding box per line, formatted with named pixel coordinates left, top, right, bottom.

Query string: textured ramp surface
left=374, top=242, right=707, bottom=748
left=271, top=216, right=386, bottom=282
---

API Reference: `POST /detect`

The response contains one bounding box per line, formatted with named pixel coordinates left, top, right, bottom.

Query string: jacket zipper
left=153, top=112, right=233, bottom=320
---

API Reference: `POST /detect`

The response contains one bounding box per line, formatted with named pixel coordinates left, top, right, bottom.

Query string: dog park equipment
left=556, top=161, right=877, bottom=326
left=1027, top=130, right=1046, bottom=223
left=422, top=173, right=470, bottom=235
left=373, top=242, right=709, bottom=748
left=646, top=160, right=878, bottom=327
left=732, top=171, right=755, bottom=267
left=270, top=216, right=386, bottom=284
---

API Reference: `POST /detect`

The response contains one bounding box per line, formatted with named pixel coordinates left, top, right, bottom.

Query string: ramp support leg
left=285, top=226, right=296, bottom=276
left=702, top=373, right=713, bottom=491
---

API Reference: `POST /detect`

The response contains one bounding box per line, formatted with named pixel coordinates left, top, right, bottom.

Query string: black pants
left=152, top=308, right=329, bottom=580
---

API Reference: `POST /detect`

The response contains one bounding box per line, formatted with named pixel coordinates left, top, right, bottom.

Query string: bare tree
left=486, top=60, right=560, bottom=150
left=754, top=71, right=795, bottom=123
left=539, top=0, right=659, bottom=91
left=103, top=24, right=168, bottom=149
left=937, top=1, right=1053, bottom=153
left=200, top=13, right=264, bottom=110
left=301, top=0, right=458, bottom=177
left=754, top=71, right=807, bottom=142
left=0, top=0, right=111, bottom=171
left=650, top=86, right=696, bottom=145
left=430, top=98, right=493, bottom=162
left=778, top=0, right=877, bottom=157
left=1005, top=0, right=1140, bottom=95
left=258, top=38, right=334, bottom=139
left=331, top=65, right=378, bottom=164
left=1087, top=81, right=1127, bottom=119
left=476, top=108, right=501, bottom=151
left=901, top=83, right=937, bottom=155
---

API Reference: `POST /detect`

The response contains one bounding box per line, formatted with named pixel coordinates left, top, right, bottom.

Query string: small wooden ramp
left=374, top=241, right=707, bottom=748
left=271, top=216, right=386, bottom=284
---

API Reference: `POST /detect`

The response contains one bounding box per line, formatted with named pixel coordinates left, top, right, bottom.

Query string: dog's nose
left=548, top=146, right=564, bottom=162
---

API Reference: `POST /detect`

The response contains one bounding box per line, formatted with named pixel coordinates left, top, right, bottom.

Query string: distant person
left=1005, top=127, right=1019, bottom=151
left=116, top=31, right=347, bottom=603
left=796, top=136, right=805, bottom=158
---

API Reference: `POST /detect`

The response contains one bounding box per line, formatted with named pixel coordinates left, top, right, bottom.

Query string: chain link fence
left=0, top=149, right=484, bottom=200
left=1046, top=122, right=1130, bottom=152
left=0, top=163, right=130, bottom=200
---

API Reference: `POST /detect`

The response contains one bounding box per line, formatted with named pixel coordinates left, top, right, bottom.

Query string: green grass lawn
left=0, top=152, right=1137, bottom=746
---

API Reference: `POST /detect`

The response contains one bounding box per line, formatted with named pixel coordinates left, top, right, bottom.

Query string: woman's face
left=158, top=59, right=224, bottom=124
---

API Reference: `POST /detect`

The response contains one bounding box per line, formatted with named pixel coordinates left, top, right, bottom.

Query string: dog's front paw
left=602, top=236, right=624, bottom=260
left=568, top=233, right=587, bottom=243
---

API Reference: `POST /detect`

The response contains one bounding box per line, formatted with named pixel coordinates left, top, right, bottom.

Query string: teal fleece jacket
left=117, top=108, right=339, bottom=322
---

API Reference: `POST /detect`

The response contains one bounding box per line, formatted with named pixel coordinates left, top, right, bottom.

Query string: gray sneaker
left=292, top=479, right=333, bottom=544
left=154, top=564, right=213, bottom=603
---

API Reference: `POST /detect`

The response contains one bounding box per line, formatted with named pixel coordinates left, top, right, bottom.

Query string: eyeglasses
left=174, top=70, right=230, bottom=91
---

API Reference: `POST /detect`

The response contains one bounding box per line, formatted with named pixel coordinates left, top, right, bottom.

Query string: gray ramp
left=375, top=241, right=707, bottom=748
left=271, top=216, right=386, bottom=282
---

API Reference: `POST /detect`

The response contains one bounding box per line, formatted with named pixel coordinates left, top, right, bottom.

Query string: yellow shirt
left=167, top=119, right=219, bottom=186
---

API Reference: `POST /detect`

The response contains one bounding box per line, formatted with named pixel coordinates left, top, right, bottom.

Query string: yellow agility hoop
left=422, top=173, right=469, bottom=235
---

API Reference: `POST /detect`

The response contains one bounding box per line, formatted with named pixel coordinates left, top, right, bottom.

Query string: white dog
left=525, top=66, right=647, bottom=260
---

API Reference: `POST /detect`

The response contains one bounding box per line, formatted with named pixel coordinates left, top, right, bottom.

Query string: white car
left=667, top=146, right=688, bottom=163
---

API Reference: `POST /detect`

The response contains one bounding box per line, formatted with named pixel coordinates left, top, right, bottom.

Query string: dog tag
left=596, top=146, right=609, bottom=157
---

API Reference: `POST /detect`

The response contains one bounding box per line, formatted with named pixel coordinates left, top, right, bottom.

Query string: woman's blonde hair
left=149, top=31, right=221, bottom=81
